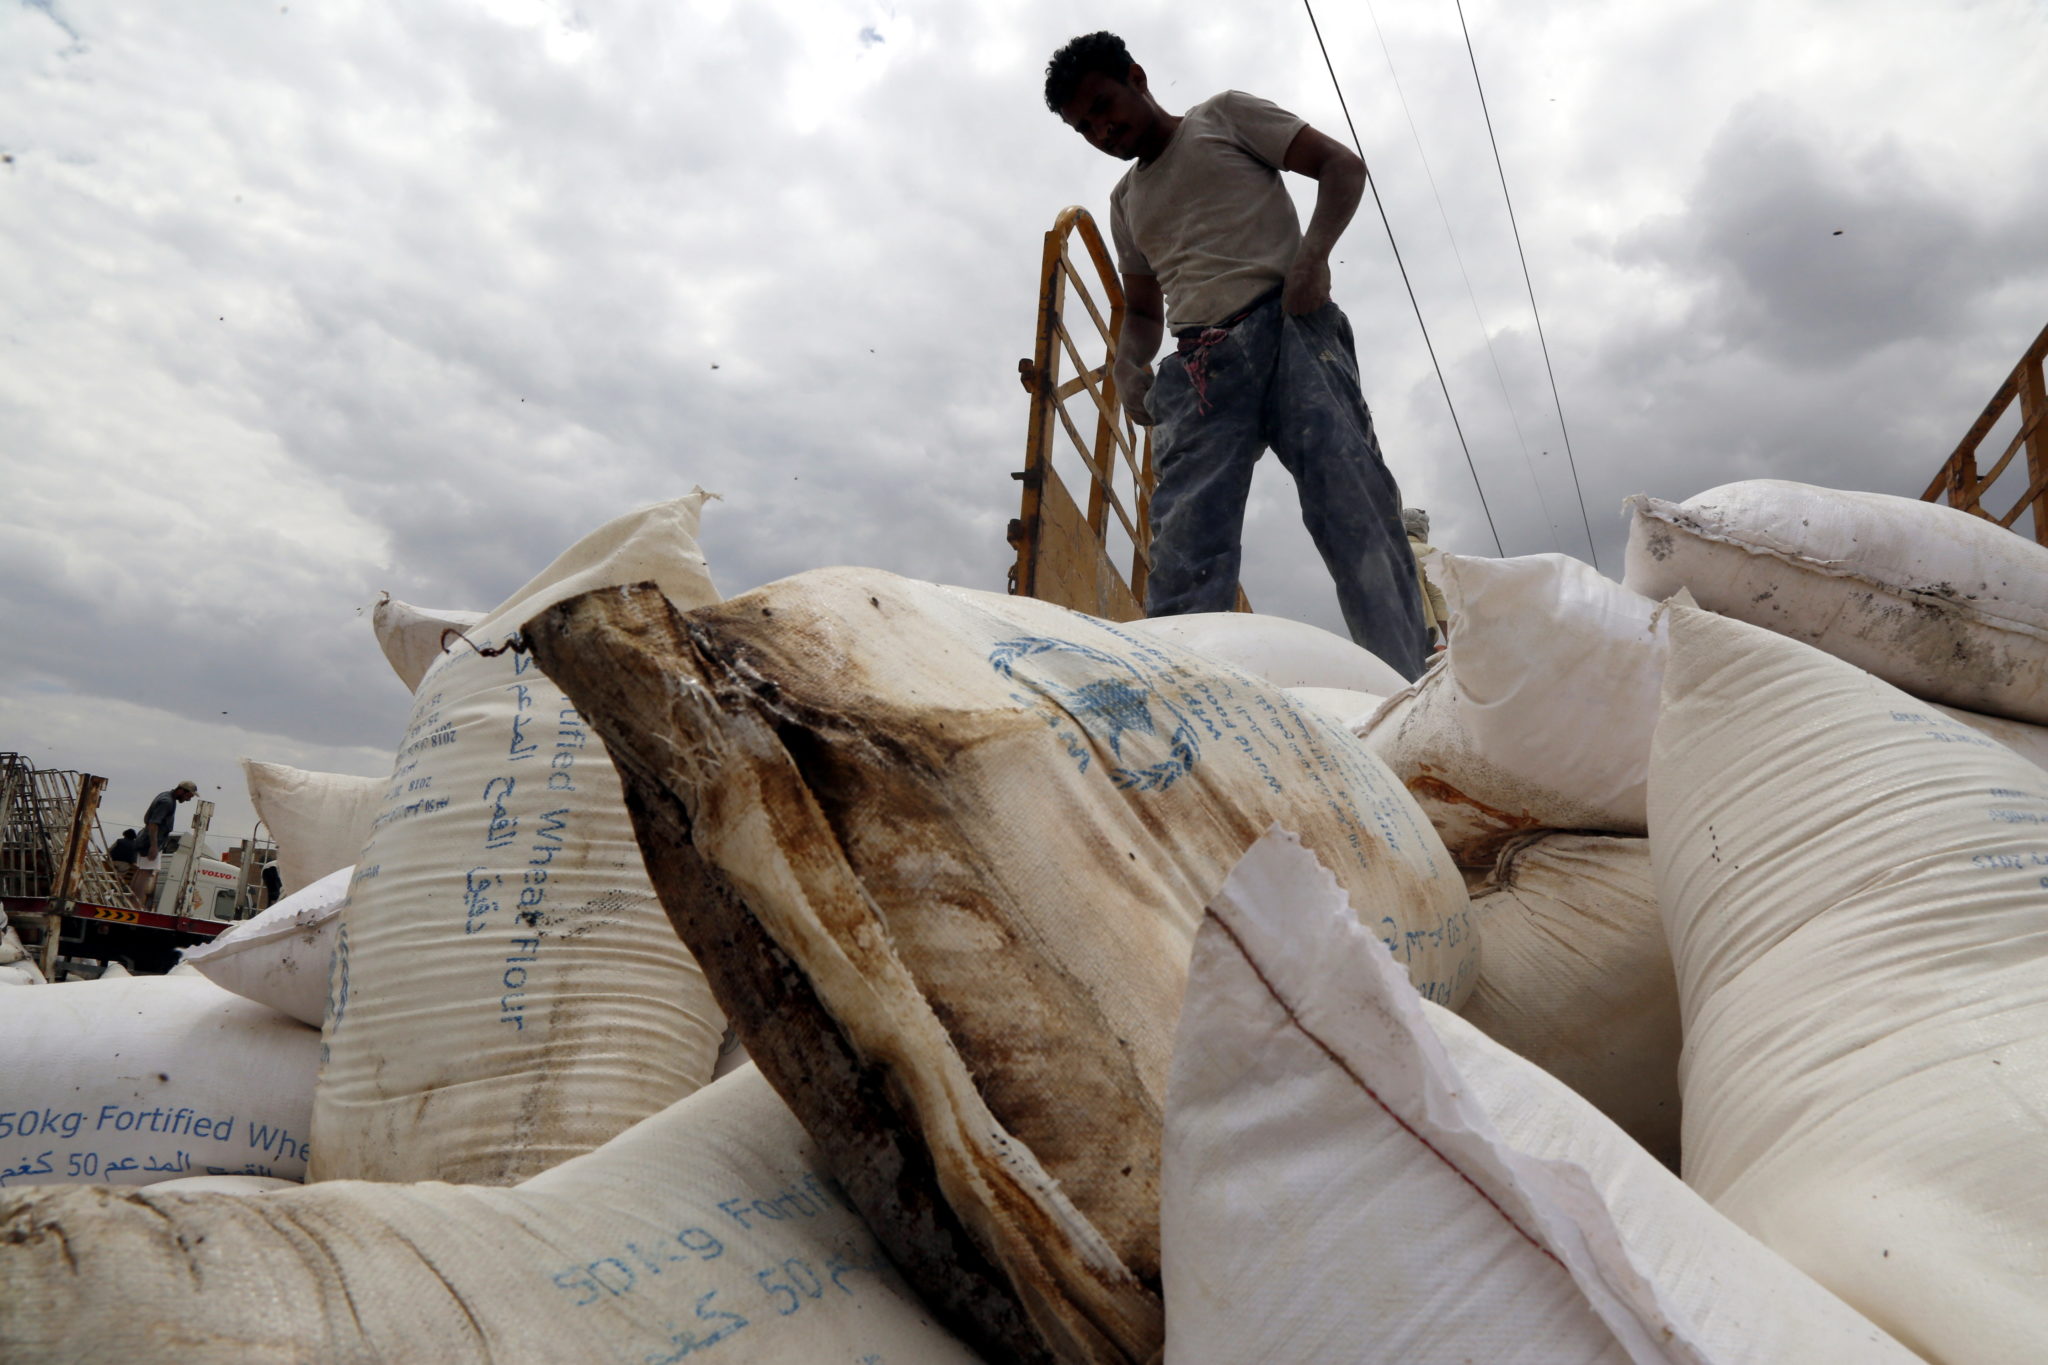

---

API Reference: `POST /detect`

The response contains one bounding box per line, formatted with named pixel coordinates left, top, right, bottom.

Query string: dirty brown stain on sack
left=527, top=583, right=1167, bottom=1362
left=612, top=752, right=1060, bottom=1365
left=1406, top=771, right=1544, bottom=867
left=1, top=1200, right=82, bottom=1276
left=525, top=572, right=1464, bottom=1363
left=718, top=680, right=1167, bottom=1302
left=746, top=699, right=1169, bottom=1278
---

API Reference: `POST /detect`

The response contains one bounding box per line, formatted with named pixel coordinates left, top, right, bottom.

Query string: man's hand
left=1284, top=249, right=1332, bottom=315
left=1280, top=127, right=1365, bottom=316
left=1114, top=273, right=1166, bottom=426
left=1115, top=359, right=1157, bottom=426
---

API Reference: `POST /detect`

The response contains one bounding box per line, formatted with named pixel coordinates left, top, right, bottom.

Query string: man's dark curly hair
left=1044, top=31, right=1135, bottom=114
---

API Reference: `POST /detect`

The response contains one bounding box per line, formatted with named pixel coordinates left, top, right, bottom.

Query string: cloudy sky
left=4, top=0, right=2044, bottom=844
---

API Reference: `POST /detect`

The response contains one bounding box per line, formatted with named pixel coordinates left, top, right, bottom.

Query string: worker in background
left=1402, top=507, right=1449, bottom=656
left=133, top=780, right=196, bottom=903
left=1045, top=31, right=1429, bottom=680
left=261, top=858, right=283, bottom=909
left=108, top=828, right=140, bottom=883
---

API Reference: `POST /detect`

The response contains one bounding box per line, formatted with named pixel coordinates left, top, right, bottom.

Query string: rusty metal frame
left=1923, top=321, right=2048, bottom=544
left=1008, top=207, right=1152, bottom=619
left=1007, top=206, right=1253, bottom=617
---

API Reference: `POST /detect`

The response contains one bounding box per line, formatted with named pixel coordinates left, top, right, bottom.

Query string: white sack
left=1360, top=554, right=1668, bottom=863
left=1163, top=828, right=1918, bottom=1364
left=370, top=593, right=486, bottom=693
left=0, top=1067, right=983, bottom=1363
left=1932, top=699, right=2048, bottom=771
left=0, top=975, right=319, bottom=1188
left=0, top=912, right=40, bottom=985
left=1458, top=834, right=1680, bottom=1167
left=181, top=864, right=353, bottom=1027
left=314, top=495, right=727, bottom=1186
left=528, top=568, right=1476, bottom=1365
left=1624, top=479, right=2048, bottom=723
left=1652, top=605, right=2048, bottom=1364
left=1126, top=611, right=1411, bottom=693
left=241, top=760, right=380, bottom=897
left=0, top=923, right=19, bottom=964
left=1371, top=548, right=2048, bottom=869
left=146, top=1174, right=297, bottom=1194
left=1283, top=685, right=1386, bottom=728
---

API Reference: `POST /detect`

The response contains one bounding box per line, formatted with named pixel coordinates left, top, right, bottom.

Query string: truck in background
left=1, top=755, right=272, bottom=977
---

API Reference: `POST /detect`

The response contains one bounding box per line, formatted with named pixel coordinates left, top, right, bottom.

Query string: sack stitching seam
left=1207, top=912, right=1565, bottom=1270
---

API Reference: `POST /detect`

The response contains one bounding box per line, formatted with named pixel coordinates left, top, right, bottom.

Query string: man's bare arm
left=1113, top=272, right=1166, bottom=425
left=1281, top=126, right=1367, bottom=314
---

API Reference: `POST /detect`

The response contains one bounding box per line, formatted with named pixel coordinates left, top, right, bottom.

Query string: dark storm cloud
left=3, top=0, right=2044, bottom=835
left=1619, top=99, right=2048, bottom=368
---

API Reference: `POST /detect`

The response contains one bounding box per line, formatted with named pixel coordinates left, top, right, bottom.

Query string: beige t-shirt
left=1109, top=91, right=1307, bottom=331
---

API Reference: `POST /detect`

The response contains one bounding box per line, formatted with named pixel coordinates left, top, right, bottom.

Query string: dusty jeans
left=1144, top=294, right=1429, bottom=681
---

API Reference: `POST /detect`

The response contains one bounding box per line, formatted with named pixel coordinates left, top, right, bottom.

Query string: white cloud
left=2, top=0, right=2042, bottom=793
left=0, top=683, right=400, bottom=848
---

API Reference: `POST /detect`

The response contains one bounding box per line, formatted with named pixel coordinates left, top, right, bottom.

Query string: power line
left=1452, top=0, right=1599, bottom=570
left=1354, top=0, right=1563, bottom=556
left=1302, top=0, right=1504, bottom=558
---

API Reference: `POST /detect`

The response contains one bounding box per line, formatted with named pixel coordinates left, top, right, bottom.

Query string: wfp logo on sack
left=989, top=636, right=1201, bottom=791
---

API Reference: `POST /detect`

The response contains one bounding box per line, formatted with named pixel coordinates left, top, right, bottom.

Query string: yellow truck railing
left=1008, top=207, right=1251, bottom=618
left=1008, top=206, right=1154, bottom=619
left=1923, top=320, right=2048, bottom=544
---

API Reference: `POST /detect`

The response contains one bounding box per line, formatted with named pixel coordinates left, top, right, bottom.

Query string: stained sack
left=1, top=1067, right=983, bottom=1363
left=1162, top=828, right=1918, bottom=1364
left=1624, top=479, right=2048, bottom=723
left=1370, top=544, right=2048, bottom=868
left=524, top=567, right=1474, bottom=1365
left=312, top=495, right=726, bottom=1186
left=1360, top=553, right=1670, bottom=865
left=1652, top=605, right=2048, bottom=1364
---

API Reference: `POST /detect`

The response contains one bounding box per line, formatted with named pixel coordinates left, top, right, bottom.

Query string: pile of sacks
left=0, top=908, right=46, bottom=987
left=4, top=478, right=2045, bottom=1364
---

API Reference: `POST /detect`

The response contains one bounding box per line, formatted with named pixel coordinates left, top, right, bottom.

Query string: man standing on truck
left=1044, top=32, right=1428, bottom=680
left=132, top=780, right=197, bottom=902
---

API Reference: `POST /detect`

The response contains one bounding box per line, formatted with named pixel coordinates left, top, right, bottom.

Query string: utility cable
left=1357, top=0, right=1562, bottom=554
left=1452, top=0, right=1599, bottom=570
left=1302, top=0, right=1504, bottom=557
